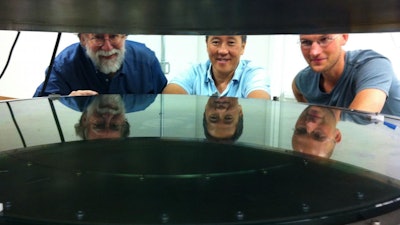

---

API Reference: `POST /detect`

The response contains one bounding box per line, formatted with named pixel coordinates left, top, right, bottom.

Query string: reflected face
left=299, top=34, right=346, bottom=73
left=292, top=106, right=341, bottom=158
left=82, top=95, right=127, bottom=140
left=81, top=33, right=127, bottom=74
left=204, top=96, right=243, bottom=140
left=207, top=36, right=245, bottom=77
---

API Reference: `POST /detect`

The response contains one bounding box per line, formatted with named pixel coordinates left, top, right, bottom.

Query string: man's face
left=292, top=106, right=341, bottom=158
left=299, top=34, right=346, bottom=74
left=204, top=96, right=242, bottom=139
left=83, top=95, right=126, bottom=140
left=207, top=36, right=245, bottom=77
left=82, top=33, right=127, bottom=74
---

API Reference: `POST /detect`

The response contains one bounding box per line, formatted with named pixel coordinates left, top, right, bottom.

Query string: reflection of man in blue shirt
left=203, top=96, right=243, bottom=143
left=34, top=33, right=167, bottom=97
left=60, top=94, right=157, bottom=140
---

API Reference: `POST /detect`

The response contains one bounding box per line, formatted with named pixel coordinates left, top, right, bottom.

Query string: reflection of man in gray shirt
left=293, top=34, right=400, bottom=117
left=292, top=105, right=341, bottom=158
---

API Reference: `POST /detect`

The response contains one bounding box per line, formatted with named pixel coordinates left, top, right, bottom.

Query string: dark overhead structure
left=0, top=0, right=399, bottom=34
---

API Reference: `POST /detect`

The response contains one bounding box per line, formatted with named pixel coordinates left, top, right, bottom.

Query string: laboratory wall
left=0, top=31, right=399, bottom=99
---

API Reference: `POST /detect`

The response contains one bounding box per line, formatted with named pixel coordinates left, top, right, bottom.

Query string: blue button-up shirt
left=34, top=41, right=167, bottom=97
left=168, top=59, right=271, bottom=98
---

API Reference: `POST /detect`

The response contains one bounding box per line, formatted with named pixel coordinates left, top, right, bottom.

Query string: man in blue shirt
left=292, top=33, right=400, bottom=117
left=34, top=33, right=167, bottom=97
left=162, top=35, right=271, bottom=99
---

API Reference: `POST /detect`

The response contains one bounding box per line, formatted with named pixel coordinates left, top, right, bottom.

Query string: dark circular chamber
left=0, top=138, right=400, bottom=225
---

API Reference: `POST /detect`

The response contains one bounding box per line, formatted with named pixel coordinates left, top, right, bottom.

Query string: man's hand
left=162, top=83, right=188, bottom=94
left=69, top=90, right=99, bottom=96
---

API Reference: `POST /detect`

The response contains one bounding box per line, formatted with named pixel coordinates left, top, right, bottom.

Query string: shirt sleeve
left=33, top=63, right=72, bottom=97
left=242, top=64, right=271, bottom=97
left=168, top=65, right=197, bottom=94
left=150, top=58, right=168, bottom=93
left=353, top=57, right=394, bottom=96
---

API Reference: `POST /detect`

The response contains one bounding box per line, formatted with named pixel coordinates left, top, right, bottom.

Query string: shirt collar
left=206, top=60, right=243, bottom=83
left=96, top=68, right=123, bottom=78
left=232, top=60, right=244, bottom=81
left=206, top=61, right=213, bottom=83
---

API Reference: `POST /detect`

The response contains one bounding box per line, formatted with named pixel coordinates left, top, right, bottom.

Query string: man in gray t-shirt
left=292, top=34, right=400, bottom=117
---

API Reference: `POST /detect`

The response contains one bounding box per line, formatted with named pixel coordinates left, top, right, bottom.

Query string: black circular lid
left=1, top=138, right=400, bottom=224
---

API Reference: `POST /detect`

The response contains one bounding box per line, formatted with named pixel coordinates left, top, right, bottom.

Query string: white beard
left=85, top=43, right=125, bottom=74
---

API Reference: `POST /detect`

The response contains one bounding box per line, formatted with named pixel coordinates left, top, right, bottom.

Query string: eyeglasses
left=299, top=35, right=339, bottom=49
left=293, top=127, right=336, bottom=143
left=89, top=122, right=125, bottom=132
left=89, top=34, right=125, bottom=47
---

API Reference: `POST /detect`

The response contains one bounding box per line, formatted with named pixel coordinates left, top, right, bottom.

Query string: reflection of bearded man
left=75, top=95, right=130, bottom=140
left=86, top=94, right=126, bottom=116
left=85, top=43, right=126, bottom=74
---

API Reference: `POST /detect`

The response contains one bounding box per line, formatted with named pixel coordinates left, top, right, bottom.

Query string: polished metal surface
left=0, top=0, right=400, bottom=34
left=1, top=94, right=400, bottom=224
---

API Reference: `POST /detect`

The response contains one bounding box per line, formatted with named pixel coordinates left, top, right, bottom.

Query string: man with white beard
left=34, top=33, right=167, bottom=97
left=74, top=94, right=130, bottom=140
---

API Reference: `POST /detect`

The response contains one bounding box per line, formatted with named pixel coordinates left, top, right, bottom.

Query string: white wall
left=1, top=31, right=400, bottom=99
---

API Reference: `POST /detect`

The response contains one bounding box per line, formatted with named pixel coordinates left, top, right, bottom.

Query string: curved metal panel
left=0, top=0, right=399, bottom=34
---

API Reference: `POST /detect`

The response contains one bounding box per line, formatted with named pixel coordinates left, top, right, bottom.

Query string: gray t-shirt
left=294, top=49, right=400, bottom=117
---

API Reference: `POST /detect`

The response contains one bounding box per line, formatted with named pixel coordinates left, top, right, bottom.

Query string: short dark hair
left=206, top=35, right=247, bottom=43
left=203, top=112, right=244, bottom=144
